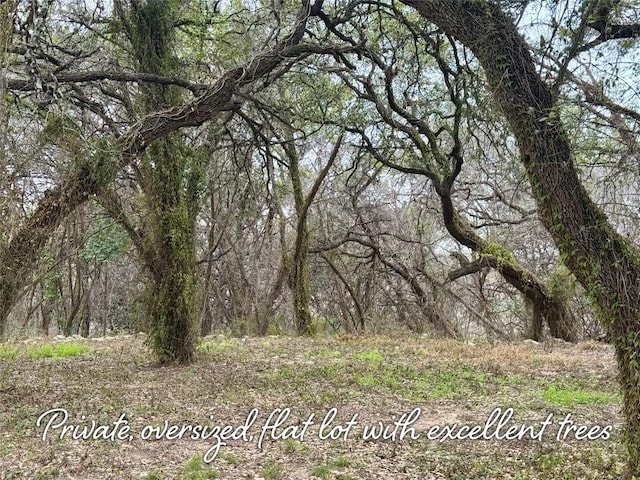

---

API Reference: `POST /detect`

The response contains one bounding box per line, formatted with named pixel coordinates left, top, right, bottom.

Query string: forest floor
left=0, top=334, right=625, bottom=479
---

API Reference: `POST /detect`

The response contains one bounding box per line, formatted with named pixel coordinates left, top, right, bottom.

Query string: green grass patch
left=179, top=455, right=218, bottom=480
left=335, top=475, right=355, bottom=480
left=0, top=344, right=19, bottom=358
left=355, top=372, right=378, bottom=387
left=197, top=341, right=237, bottom=354
left=35, top=465, right=61, bottom=479
left=331, top=455, right=353, bottom=468
left=542, top=383, right=615, bottom=407
left=0, top=443, right=15, bottom=457
left=355, top=369, right=400, bottom=389
left=307, top=349, right=343, bottom=359
left=389, top=365, right=492, bottom=401
left=295, top=357, right=502, bottom=401
left=24, top=342, right=91, bottom=359
left=311, top=464, right=330, bottom=479
left=353, top=349, right=382, bottom=364
left=262, top=460, right=283, bottom=479
left=219, top=452, right=240, bottom=465
left=271, top=365, right=298, bottom=380
left=283, top=438, right=309, bottom=454
left=144, top=470, right=164, bottom=480
left=533, top=451, right=566, bottom=469
left=308, top=453, right=356, bottom=479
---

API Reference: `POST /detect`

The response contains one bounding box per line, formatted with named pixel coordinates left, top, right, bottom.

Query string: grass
left=179, top=455, right=218, bottom=480
left=144, top=470, right=164, bottom=480
left=259, top=343, right=615, bottom=411
left=196, top=340, right=238, bottom=354
left=311, top=455, right=354, bottom=479
left=331, top=456, right=353, bottom=468
left=353, top=349, right=382, bottom=364
left=261, top=460, right=283, bottom=479
left=35, top=465, right=60, bottom=479
left=0, top=344, right=19, bottom=358
left=542, top=382, right=616, bottom=407
left=311, top=464, right=330, bottom=479
left=0, top=334, right=623, bottom=479
left=416, top=441, right=625, bottom=480
left=219, top=452, right=240, bottom=465
left=350, top=362, right=494, bottom=401
left=25, top=342, right=91, bottom=359
left=0, top=341, right=91, bottom=359
left=283, top=438, right=308, bottom=454
left=0, top=443, right=15, bottom=457
left=307, top=348, right=343, bottom=359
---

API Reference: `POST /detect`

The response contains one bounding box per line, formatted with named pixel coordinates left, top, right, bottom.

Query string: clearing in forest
left=0, top=335, right=624, bottom=479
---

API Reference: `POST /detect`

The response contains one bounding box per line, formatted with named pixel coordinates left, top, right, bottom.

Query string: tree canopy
left=1, top=0, right=640, bottom=475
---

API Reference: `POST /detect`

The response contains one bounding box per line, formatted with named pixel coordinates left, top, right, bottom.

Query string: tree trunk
left=145, top=246, right=197, bottom=364
left=288, top=152, right=313, bottom=335
left=134, top=133, right=200, bottom=364
left=440, top=196, right=577, bottom=343
left=80, top=290, right=91, bottom=338
left=447, top=245, right=576, bottom=342
left=283, top=134, right=342, bottom=335
left=199, top=188, right=219, bottom=338
left=400, top=1, right=640, bottom=475
left=40, top=294, right=52, bottom=337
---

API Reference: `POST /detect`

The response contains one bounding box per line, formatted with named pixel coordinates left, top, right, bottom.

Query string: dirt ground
left=0, top=334, right=626, bottom=479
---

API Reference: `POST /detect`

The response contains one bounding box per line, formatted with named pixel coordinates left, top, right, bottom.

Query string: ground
left=0, top=334, right=626, bottom=479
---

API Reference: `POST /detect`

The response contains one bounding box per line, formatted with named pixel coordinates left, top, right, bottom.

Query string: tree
left=319, top=3, right=577, bottom=341
left=270, top=127, right=343, bottom=335
left=397, top=0, right=640, bottom=475
left=0, top=0, right=353, bottom=355
left=106, top=0, right=204, bottom=363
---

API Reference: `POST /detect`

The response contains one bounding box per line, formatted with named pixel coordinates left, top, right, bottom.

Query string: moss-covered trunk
left=440, top=191, right=577, bottom=342
left=145, top=237, right=197, bottom=364
left=125, top=0, right=201, bottom=363
left=288, top=144, right=313, bottom=335
left=291, top=237, right=313, bottom=335
left=282, top=135, right=341, bottom=336
left=141, top=139, right=199, bottom=363
left=400, top=1, right=640, bottom=475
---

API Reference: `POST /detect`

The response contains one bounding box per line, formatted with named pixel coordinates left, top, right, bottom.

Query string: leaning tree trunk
left=400, top=1, right=640, bottom=475
left=440, top=194, right=577, bottom=342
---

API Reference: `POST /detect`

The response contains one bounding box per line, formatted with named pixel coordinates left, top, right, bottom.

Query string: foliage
left=546, top=264, right=577, bottom=303
left=80, top=213, right=129, bottom=267
left=481, top=242, right=517, bottom=268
